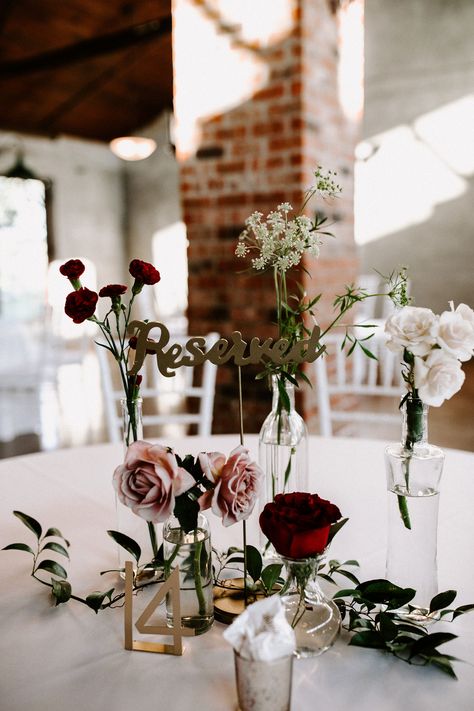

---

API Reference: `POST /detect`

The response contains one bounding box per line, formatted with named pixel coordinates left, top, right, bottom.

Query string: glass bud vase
left=281, top=555, right=341, bottom=657
left=163, top=513, right=214, bottom=635
left=116, top=398, right=160, bottom=581
left=259, top=375, right=308, bottom=505
left=385, top=399, right=444, bottom=618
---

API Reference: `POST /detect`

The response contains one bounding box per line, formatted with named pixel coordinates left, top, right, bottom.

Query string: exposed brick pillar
left=173, top=0, right=363, bottom=433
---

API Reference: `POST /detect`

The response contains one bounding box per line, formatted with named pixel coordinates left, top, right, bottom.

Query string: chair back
left=314, top=328, right=405, bottom=437
left=96, top=332, right=220, bottom=443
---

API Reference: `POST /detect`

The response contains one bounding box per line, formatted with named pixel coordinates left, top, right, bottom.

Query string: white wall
left=124, top=113, right=182, bottom=263
left=0, top=132, right=126, bottom=287
left=357, top=0, right=474, bottom=313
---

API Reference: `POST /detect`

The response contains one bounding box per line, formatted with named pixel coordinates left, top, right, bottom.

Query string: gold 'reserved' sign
left=127, top=321, right=326, bottom=377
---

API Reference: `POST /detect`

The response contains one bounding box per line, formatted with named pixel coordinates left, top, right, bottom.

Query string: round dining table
left=1, top=434, right=473, bottom=711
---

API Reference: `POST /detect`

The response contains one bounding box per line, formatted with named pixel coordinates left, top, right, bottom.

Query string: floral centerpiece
left=259, top=491, right=346, bottom=657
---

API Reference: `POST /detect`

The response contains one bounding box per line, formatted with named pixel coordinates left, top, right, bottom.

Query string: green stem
left=147, top=521, right=159, bottom=561
left=164, top=543, right=181, bottom=577
left=193, top=535, right=206, bottom=616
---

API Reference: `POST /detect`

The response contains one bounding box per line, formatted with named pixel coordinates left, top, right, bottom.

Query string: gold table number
left=124, top=561, right=195, bottom=655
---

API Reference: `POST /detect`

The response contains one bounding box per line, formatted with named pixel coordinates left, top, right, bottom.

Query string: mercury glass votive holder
left=233, top=650, right=293, bottom=711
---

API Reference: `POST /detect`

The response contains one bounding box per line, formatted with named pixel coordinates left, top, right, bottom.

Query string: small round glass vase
left=281, top=555, right=341, bottom=657
left=163, top=513, right=214, bottom=635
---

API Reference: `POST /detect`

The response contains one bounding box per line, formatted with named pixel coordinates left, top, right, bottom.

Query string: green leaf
left=41, top=541, right=69, bottom=559
left=277, top=377, right=291, bottom=412
left=327, top=517, right=348, bottom=545
left=36, top=559, right=68, bottom=579
left=85, top=589, right=114, bottom=614
left=245, top=545, right=263, bottom=583
left=428, top=655, right=457, bottom=679
left=429, top=590, right=457, bottom=613
left=107, top=530, right=141, bottom=563
left=44, top=527, right=66, bottom=540
left=335, top=569, right=360, bottom=586
left=225, top=556, right=245, bottom=565
left=358, top=343, right=377, bottom=360
left=452, top=603, right=474, bottom=620
left=342, top=560, right=360, bottom=567
left=173, top=494, right=200, bottom=534
left=261, top=564, right=283, bottom=593
left=2, top=542, right=35, bottom=555
left=356, top=580, right=416, bottom=607
left=409, top=632, right=458, bottom=659
left=51, top=579, right=72, bottom=606
left=333, top=588, right=360, bottom=599
left=379, top=613, right=398, bottom=642
left=349, top=631, right=386, bottom=649
left=13, top=511, right=42, bottom=539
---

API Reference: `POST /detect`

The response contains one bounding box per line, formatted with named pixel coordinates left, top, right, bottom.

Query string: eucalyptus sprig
left=2, top=511, right=164, bottom=613
left=334, top=580, right=474, bottom=678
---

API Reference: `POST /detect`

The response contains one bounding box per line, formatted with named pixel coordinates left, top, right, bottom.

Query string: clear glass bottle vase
left=281, top=555, right=341, bottom=657
left=163, top=513, right=214, bottom=635
left=385, top=398, right=444, bottom=617
left=259, top=375, right=308, bottom=505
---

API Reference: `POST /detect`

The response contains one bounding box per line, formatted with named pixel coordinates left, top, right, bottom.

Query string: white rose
left=437, top=307, right=474, bottom=361
left=414, top=349, right=465, bottom=407
left=455, top=303, right=474, bottom=327
left=385, top=306, right=438, bottom=356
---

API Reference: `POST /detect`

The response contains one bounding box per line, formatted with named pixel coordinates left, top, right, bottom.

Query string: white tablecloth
left=1, top=435, right=473, bottom=711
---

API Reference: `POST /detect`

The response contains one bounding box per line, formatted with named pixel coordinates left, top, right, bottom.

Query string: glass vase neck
left=271, top=375, right=295, bottom=411
left=121, top=397, right=143, bottom=448
left=401, top=397, right=428, bottom=450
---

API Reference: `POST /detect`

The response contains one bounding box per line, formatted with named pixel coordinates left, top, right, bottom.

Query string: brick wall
left=173, top=0, right=363, bottom=433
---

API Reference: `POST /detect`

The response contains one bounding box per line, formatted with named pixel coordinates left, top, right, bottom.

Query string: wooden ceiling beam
left=0, top=15, right=171, bottom=78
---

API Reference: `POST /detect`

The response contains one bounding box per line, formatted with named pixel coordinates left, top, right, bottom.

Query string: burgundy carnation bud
left=129, top=259, right=161, bottom=293
left=99, top=284, right=127, bottom=298
left=59, top=259, right=85, bottom=289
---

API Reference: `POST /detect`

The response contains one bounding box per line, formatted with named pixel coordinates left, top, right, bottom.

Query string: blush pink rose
left=199, top=446, right=263, bottom=527
left=113, top=441, right=195, bottom=523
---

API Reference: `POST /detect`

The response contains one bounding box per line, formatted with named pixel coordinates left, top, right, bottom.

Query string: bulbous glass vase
left=281, top=555, right=341, bottom=657
left=259, top=376, right=308, bottom=503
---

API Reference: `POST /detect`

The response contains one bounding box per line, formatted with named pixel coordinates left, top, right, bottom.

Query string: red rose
left=259, top=492, right=342, bottom=559
left=59, top=259, right=85, bottom=279
left=64, top=287, right=98, bottom=324
left=129, top=259, right=161, bottom=286
left=99, top=284, right=127, bottom=298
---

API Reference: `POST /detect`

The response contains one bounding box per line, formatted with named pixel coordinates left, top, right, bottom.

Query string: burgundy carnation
left=64, top=287, right=98, bottom=324
left=59, top=259, right=85, bottom=279
left=129, top=259, right=161, bottom=286
left=259, top=492, right=342, bottom=559
left=99, top=284, right=128, bottom=298
left=128, top=335, right=156, bottom=355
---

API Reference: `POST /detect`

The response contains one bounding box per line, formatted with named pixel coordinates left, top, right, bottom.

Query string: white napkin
left=223, top=595, right=296, bottom=661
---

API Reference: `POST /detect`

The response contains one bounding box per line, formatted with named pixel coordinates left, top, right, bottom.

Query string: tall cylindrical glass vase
left=385, top=399, right=444, bottom=618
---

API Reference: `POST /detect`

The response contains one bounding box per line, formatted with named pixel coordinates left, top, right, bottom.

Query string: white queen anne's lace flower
left=235, top=204, right=318, bottom=272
